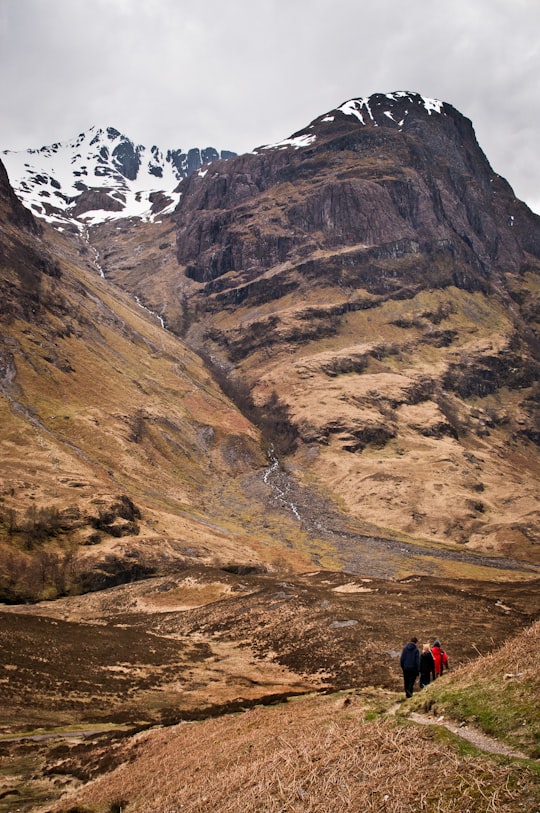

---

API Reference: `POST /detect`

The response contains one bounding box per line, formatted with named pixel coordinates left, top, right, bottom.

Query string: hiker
left=431, top=639, right=449, bottom=677
left=419, top=642, right=435, bottom=688
left=400, top=636, right=420, bottom=698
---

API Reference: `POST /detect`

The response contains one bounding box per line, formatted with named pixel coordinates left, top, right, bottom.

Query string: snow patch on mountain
left=337, top=91, right=445, bottom=126
left=260, top=133, right=317, bottom=152
left=1, top=126, right=236, bottom=230
left=259, top=91, right=447, bottom=154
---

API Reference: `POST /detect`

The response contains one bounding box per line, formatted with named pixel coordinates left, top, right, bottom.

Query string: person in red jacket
left=431, top=639, right=449, bottom=677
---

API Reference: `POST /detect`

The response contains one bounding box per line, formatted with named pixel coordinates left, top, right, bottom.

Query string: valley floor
left=0, top=568, right=539, bottom=811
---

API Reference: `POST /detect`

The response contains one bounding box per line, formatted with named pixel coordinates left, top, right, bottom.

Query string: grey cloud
left=0, top=0, right=539, bottom=212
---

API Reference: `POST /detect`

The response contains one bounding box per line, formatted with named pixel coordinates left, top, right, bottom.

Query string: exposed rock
left=0, top=159, right=39, bottom=233
left=162, top=92, right=540, bottom=555
left=70, top=188, right=125, bottom=217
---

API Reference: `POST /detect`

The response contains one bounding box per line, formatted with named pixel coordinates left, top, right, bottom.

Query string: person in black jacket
left=400, top=636, right=420, bottom=698
left=419, top=642, right=436, bottom=688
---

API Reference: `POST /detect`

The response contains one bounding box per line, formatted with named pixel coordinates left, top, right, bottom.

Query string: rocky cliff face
left=0, top=160, right=38, bottom=234
left=174, top=92, right=538, bottom=293
left=156, top=92, right=539, bottom=557
left=0, top=159, right=64, bottom=323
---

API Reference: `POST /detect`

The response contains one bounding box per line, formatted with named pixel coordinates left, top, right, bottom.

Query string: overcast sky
left=1, top=0, right=539, bottom=212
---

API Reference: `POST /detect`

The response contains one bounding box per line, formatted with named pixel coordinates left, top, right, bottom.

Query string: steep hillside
left=407, top=619, right=540, bottom=759
left=1, top=159, right=324, bottom=602
left=88, top=92, right=540, bottom=563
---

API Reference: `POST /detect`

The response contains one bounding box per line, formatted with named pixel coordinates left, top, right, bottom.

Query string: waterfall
left=263, top=446, right=302, bottom=521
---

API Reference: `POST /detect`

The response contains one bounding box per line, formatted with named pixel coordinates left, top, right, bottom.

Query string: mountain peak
left=258, top=91, right=455, bottom=154
left=2, top=126, right=236, bottom=229
left=334, top=91, right=446, bottom=126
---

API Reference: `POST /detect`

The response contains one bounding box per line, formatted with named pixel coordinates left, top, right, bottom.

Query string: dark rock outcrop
left=174, top=93, right=539, bottom=304
left=0, top=159, right=39, bottom=234
left=0, top=158, right=62, bottom=322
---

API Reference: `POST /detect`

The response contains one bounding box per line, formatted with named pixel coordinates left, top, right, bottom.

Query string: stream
left=263, top=447, right=302, bottom=521
left=260, top=447, right=540, bottom=578
left=82, top=226, right=105, bottom=278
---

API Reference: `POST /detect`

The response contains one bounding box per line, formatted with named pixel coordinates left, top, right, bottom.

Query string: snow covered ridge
left=336, top=91, right=445, bottom=127
left=1, top=126, right=236, bottom=229
left=259, top=91, right=447, bottom=153
left=259, top=133, right=318, bottom=152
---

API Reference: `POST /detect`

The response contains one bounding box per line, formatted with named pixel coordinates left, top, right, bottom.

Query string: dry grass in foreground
left=45, top=689, right=539, bottom=813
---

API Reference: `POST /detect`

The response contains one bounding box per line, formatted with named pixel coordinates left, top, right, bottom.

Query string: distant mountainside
left=0, top=150, right=301, bottom=602
left=175, top=91, right=540, bottom=287
left=93, top=91, right=540, bottom=561
left=1, top=126, right=236, bottom=229
left=1, top=91, right=539, bottom=596
left=1, top=95, right=539, bottom=812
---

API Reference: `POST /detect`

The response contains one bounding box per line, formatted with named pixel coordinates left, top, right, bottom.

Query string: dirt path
left=390, top=706, right=529, bottom=759
left=1, top=707, right=529, bottom=759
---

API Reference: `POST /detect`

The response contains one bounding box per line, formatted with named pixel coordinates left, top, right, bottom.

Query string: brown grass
left=2, top=569, right=537, bottom=811
left=46, top=690, right=539, bottom=813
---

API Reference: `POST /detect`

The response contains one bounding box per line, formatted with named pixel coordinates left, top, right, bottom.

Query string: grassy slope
left=406, top=619, right=540, bottom=758
left=246, top=283, right=540, bottom=561
left=42, top=621, right=539, bottom=813
left=0, top=223, right=324, bottom=600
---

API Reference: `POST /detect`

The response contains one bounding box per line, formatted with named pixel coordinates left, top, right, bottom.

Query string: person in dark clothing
left=400, top=636, right=420, bottom=698
left=419, top=642, right=435, bottom=688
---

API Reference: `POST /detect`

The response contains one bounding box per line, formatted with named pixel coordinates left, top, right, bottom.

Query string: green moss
left=409, top=677, right=540, bottom=758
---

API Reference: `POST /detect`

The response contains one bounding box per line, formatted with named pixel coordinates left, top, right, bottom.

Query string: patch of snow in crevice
left=260, top=134, right=317, bottom=152
left=422, top=96, right=444, bottom=115
left=339, top=99, right=366, bottom=124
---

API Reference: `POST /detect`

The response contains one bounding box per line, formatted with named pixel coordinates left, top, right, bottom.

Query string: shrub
left=0, top=540, right=81, bottom=603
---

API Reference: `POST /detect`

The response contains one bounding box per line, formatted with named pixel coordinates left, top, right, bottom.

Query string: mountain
left=1, top=125, right=236, bottom=230
left=1, top=91, right=540, bottom=600
left=1, top=153, right=322, bottom=602
left=1, top=94, right=540, bottom=810
left=90, top=91, right=540, bottom=562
